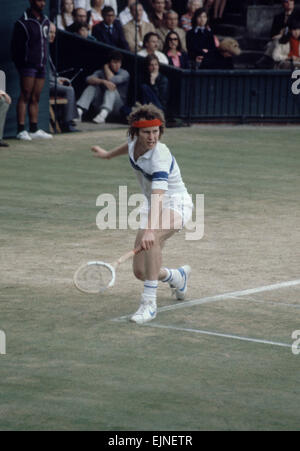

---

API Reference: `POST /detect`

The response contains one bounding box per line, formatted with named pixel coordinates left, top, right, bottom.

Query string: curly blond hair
left=128, top=103, right=166, bottom=140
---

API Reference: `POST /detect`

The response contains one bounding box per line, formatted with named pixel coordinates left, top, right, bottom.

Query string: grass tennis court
left=0, top=125, right=299, bottom=431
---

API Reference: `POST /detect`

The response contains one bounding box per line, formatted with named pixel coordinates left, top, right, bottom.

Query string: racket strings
left=75, top=263, right=113, bottom=294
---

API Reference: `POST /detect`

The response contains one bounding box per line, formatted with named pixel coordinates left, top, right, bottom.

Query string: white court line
left=111, top=279, right=300, bottom=322
left=145, top=324, right=292, bottom=349
left=227, top=295, right=300, bottom=309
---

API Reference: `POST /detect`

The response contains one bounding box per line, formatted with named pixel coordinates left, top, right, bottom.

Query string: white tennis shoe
left=29, top=129, right=53, bottom=139
left=16, top=130, right=32, bottom=141
left=170, top=265, right=191, bottom=301
left=130, top=298, right=157, bottom=324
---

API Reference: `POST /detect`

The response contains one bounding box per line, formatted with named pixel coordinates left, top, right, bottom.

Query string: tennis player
left=92, top=103, right=193, bottom=324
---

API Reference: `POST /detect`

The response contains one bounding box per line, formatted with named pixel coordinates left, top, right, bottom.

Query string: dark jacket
left=92, top=20, right=129, bottom=50
left=167, top=51, right=190, bottom=69
left=186, top=27, right=216, bottom=61
left=270, top=9, right=300, bottom=38
left=11, top=9, right=50, bottom=70
left=143, top=73, right=169, bottom=111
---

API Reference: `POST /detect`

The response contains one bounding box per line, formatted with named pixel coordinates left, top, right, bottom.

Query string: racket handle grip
left=114, top=246, right=143, bottom=267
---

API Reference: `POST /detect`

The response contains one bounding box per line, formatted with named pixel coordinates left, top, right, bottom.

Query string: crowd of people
left=47, top=0, right=244, bottom=127
left=1, top=0, right=299, bottom=144
left=53, top=0, right=238, bottom=70
left=256, top=0, right=300, bottom=70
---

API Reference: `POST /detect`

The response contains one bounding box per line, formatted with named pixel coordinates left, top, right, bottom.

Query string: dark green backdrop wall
left=0, top=0, right=49, bottom=138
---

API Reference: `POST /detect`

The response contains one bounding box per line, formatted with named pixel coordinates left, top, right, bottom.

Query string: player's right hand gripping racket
left=73, top=247, right=142, bottom=294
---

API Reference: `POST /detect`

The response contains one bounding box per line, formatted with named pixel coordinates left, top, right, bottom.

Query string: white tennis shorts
left=139, top=193, right=194, bottom=230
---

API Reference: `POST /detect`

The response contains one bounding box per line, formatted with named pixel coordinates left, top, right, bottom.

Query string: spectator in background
left=156, top=9, right=187, bottom=51
left=57, top=0, right=75, bottom=30
left=186, top=7, right=216, bottom=67
left=90, top=0, right=104, bottom=27
left=123, top=2, right=155, bottom=52
left=0, top=89, right=11, bottom=148
left=163, top=30, right=190, bottom=68
left=11, top=0, right=52, bottom=140
left=138, top=32, right=169, bottom=64
left=77, top=51, right=130, bottom=123
left=73, top=21, right=97, bottom=39
left=67, top=7, right=91, bottom=32
left=92, top=6, right=129, bottom=49
left=256, top=0, right=297, bottom=69
left=271, top=0, right=296, bottom=40
left=201, top=37, right=241, bottom=69
left=49, top=22, right=79, bottom=132
left=148, top=0, right=167, bottom=29
left=140, top=54, right=169, bottom=113
left=180, top=0, right=203, bottom=32
left=273, top=20, right=300, bottom=69
left=74, top=0, right=118, bottom=14
left=119, top=0, right=150, bottom=26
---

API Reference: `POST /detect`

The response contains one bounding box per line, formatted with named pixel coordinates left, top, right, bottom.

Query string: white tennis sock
left=162, top=268, right=182, bottom=288
left=143, top=280, right=158, bottom=302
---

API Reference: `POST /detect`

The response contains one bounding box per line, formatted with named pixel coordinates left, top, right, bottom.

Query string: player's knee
left=133, top=268, right=145, bottom=281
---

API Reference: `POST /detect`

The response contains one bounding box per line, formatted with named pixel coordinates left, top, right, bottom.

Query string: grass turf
left=0, top=125, right=299, bottom=431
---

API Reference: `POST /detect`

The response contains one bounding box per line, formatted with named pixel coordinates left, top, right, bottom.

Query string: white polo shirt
left=128, top=137, right=189, bottom=203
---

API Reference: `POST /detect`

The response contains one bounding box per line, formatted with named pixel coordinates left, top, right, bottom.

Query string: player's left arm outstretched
left=91, top=142, right=128, bottom=159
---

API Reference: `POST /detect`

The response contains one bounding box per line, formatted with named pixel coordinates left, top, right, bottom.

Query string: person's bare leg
left=132, top=208, right=182, bottom=282
left=28, top=78, right=45, bottom=125
left=17, top=76, right=35, bottom=126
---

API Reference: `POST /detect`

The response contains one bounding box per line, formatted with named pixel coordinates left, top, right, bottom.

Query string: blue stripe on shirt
left=129, top=157, right=153, bottom=181
left=152, top=171, right=169, bottom=181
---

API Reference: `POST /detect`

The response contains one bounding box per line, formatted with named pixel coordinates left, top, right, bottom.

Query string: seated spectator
left=90, top=0, right=104, bottom=27
left=49, top=23, right=79, bottom=132
left=256, top=0, right=297, bottom=69
left=103, top=0, right=118, bottom=15
left=163, top=31, right=190, bottom=68
left=123, top=2, right=155, bottom=53
left=271, top=0, right=296, bottom=40
left=57, top=0, right=75, bottom=31
left=67, top=7, right=91, bottom=32
left=77, top=51, right=130, bottom=123
left=157, top=10, right=187, bottom=51
left=138, top=31, right=169, bottom=64
left=92, top=6, right=129, bottom=49
left=148, top=0, right=167, bottom=29
left=119, top=0, right=150, bottom=26
left=186, top=7, right=216, bottom=67
left=73, top=21, right=98, bottom=39
left=180, top=0, right=203, bottom=32
left=272, top=20, right=300, bottom=69
left=201, top=37, right=241, bottom=69
left=140, top=54, right=169, bottom=113
left=74, top=0, right=118, bottom=14
left=0, top=88, right=11, bottom=148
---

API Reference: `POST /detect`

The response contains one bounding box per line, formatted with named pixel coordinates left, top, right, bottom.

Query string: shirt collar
left=129, top=137, right=157, bottom=161
left=195, top=26, right=205, bottom=33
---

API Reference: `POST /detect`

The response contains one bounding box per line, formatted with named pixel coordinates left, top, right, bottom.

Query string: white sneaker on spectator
left=16, top=130, right=32, bottom=141
left=93, top=109, right=108, bottom=124
left=74, top=107, right=83, bottom=123
left=29, top=129, right=53, bottom=139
